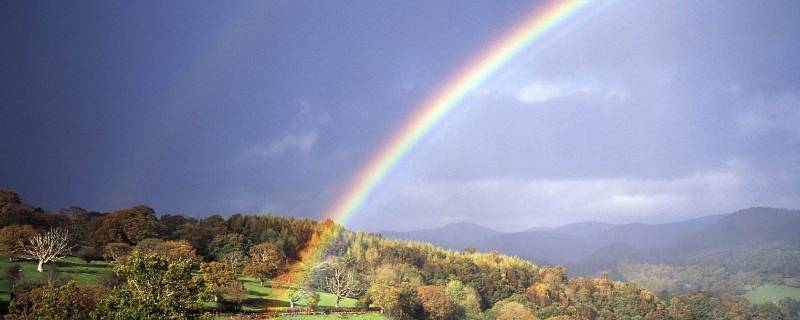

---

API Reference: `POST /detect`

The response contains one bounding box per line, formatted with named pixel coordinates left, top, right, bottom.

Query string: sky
left=1, top=1, right=799, bottom=232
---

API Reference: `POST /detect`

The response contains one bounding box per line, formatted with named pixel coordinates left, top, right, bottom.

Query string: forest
left=1, top=188, right=800, bottom=320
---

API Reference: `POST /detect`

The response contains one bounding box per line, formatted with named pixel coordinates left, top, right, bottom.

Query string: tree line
left=1, top=188, right=799, bottom=319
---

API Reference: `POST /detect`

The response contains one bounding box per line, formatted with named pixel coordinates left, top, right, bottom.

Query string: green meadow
left=237, top=277, right=359, bottom=311
left=745, top=284, right=800, bottom=305
left=0, top=253, right=373, bottom=316
left=0, top=253, right=112, bottom=306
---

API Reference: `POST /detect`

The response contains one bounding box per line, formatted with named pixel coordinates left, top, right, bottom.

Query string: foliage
left=445, top=279, right=482, bottom=320
left=0, top=225, right=39, bottom=261
left=242, top=242, right=285, bottom=287
left=91, top=206, right=161, bottom=246
left=173, top=215, right=228, bottom=256
left=200, top=261, right=245, bottom=304
left=6, top=281, right=108, bottom=320
left=92, top=251, right=208, bottom=319
left=305, top=290, right=321, bottom=309
left=416, top=285, right=455, bottom=320
left=486, top=300, right=538, bottom=320
left=135, top=238, right=199, bottom=263
left=207, top=233, right=250, bottom=269
left=101, top=242, right=132, bottom=263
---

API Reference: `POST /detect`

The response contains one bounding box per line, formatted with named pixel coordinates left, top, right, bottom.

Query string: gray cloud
left=359, top=159, right=799, bottom=231
left=252, top=132, right=318, bottom=156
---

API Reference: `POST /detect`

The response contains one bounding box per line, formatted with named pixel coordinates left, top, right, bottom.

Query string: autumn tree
left=417, top=285, right=456, bottom=320
left=0, top=189, right=35, bottom=227
left=135, top=238, right=199, bottom=263
left=19, top=227, right=73, bottom=272
left=91, top=205, right=160, bottom=246
left=200, top=261, right=245, bottom=304
left=243, top=242, right=285, bottom=287
left=0, top=224, right=39, bottom=261
left=367, top=282, right=405, bottom=315
left=489, top=301, right=538, bottom=320
left=0, top=188, right=22, bottom=204
left=364, top=263, right=422, bottom=318
left=102, top=242, right=133, bottom=263
left=158, top=213, right=195, bottom=239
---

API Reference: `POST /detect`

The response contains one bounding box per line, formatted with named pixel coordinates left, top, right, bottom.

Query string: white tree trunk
left=21, top=228, right=73, bottom=273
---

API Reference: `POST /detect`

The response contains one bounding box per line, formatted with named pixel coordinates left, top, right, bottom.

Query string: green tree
left=305, top=290, right=321, bottom=310
left=208, top=233, right=250, bottom=268
left=93, top=251, right=208, bottom=319
left=445, top=279, right=483, bottom=320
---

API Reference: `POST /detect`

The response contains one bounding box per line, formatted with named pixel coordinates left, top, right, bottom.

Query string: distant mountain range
left=380, top=207, right=800, bottom=276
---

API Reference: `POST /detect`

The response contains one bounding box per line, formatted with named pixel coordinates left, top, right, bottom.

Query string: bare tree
left=19, top=227, right=73, bottom=272
left=318, top=260, right=363, bottom=308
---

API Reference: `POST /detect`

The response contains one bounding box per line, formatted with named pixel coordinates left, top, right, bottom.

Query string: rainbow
left=328, top=0, right=591, bottom=226
left=279, top=0, right=593, bottom=292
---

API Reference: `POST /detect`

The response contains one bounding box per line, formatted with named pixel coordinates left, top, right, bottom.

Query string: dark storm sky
left=2, top=1, right=799, bottom=231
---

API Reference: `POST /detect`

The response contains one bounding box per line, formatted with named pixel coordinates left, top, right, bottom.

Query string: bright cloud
left=511, top=80, right=628, bottom=104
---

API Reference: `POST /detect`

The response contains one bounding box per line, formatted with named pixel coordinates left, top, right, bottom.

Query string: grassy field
left=0, top=253, right=361, bottom=314
left=238, top=277, right=359, bottom=310
left=0, top=253, right=112, bottom=307
left=744, top=284, right=800, bottom=304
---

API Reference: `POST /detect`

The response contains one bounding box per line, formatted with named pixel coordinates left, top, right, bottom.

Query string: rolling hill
left=380, top=207, right=800, bottom=278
